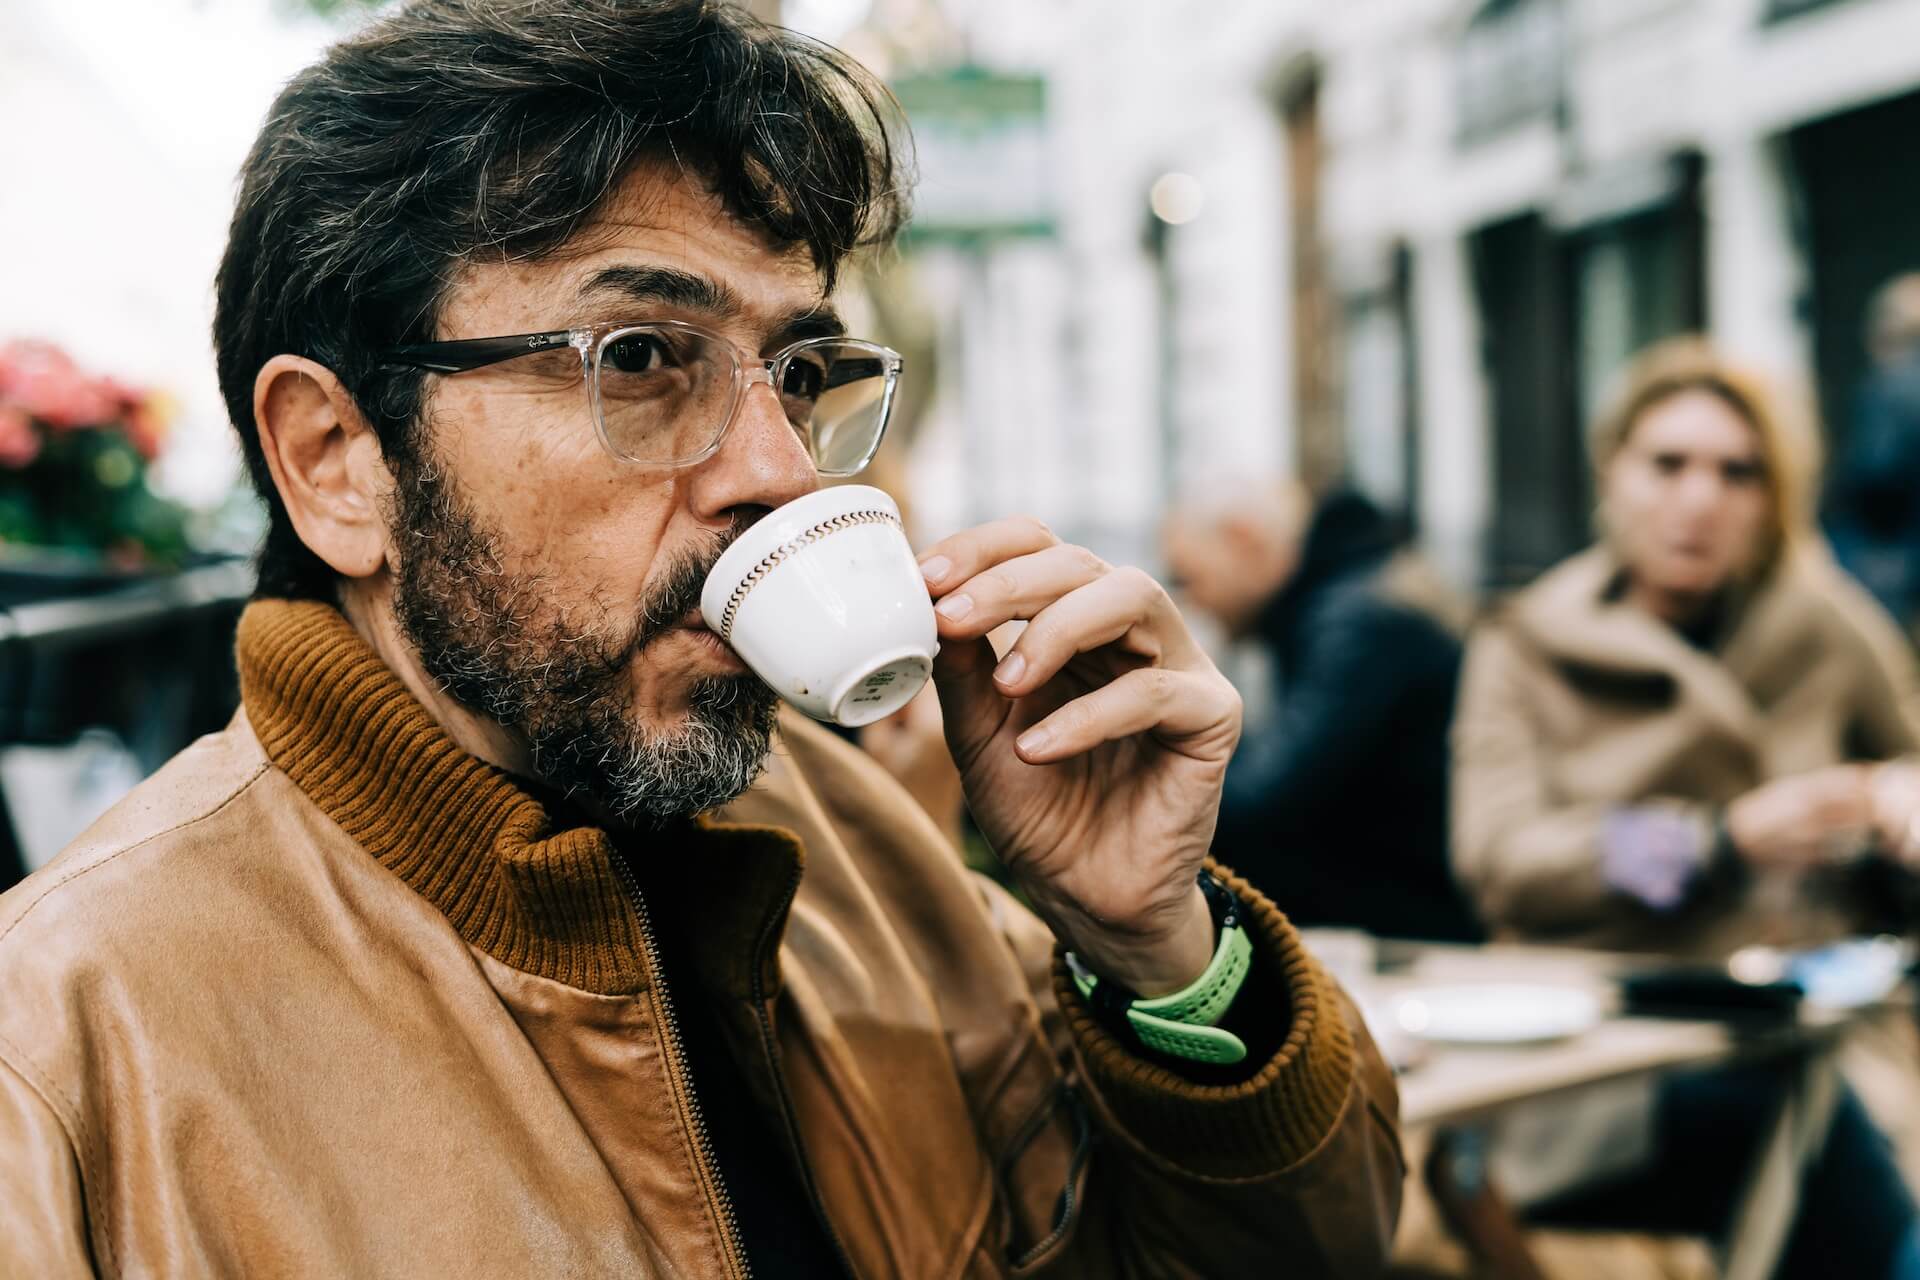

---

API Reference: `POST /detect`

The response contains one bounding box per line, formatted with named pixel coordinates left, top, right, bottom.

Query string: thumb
left=930, top=635, right=1009, bottom=766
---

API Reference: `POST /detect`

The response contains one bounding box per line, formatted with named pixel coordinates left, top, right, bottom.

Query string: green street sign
left=892, top=68, right=1054, bottom=243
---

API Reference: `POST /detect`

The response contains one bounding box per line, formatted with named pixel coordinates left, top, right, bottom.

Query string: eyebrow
left=770, top=307, right=848, bottom=346
left=578, top=264, right=742, bottom=316
left=577, top=264, right=846, bottom=347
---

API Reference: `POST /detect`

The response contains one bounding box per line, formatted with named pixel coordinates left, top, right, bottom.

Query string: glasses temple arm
left=377, top=330, right=577, bottom=374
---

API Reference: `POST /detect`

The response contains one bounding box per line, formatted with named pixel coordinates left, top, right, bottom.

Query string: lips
left=657, top=609, right=747, bottom=672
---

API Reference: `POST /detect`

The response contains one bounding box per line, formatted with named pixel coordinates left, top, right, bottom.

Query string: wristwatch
left=1066, top=870, right=1253, bottom=1065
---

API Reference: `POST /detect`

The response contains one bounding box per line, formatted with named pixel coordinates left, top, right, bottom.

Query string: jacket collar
left=236, top=599, right=803, bottom=999
left=1503, top=545, right=1824, bottom=749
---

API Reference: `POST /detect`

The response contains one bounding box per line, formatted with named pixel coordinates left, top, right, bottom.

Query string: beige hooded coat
left=1454, top=544, right=1920, bottom=956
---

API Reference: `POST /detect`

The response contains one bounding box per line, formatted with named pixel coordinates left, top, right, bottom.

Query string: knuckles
left=1135, top=667, right=1180, bottom=704
left=1019, top=515, right=1057, bottom=545
left=1068, top=544, right=1108, bottom=578
left=1109, top=564, right=1165, bottom=604
left=976, top=566, right=1021, bottom=601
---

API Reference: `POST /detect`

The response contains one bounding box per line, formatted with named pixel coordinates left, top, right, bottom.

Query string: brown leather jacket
left=0, top=601, right=1402, bottom=1277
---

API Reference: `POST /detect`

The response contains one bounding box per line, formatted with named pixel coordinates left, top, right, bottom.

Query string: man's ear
left=252, top=356, right=393, bottom=580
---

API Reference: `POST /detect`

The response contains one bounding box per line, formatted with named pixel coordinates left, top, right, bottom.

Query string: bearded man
left=0, top=3, right=1402, bottom=1276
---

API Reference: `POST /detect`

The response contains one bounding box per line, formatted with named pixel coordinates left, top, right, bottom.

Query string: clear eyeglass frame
left=378, top=319, right=904, bottom=476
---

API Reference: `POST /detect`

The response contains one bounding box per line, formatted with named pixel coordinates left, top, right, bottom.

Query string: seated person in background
left=1166, top=482, right=1482, bottom=941
left=1454, top=336, right=1920, bottom=1277
left=1454, top=336, right=1920, bottom=952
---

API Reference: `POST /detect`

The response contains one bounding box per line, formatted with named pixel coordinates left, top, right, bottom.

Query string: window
left=1454, top=0, right=1565, bottom=147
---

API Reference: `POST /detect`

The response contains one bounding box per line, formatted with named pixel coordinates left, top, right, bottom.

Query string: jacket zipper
left=748, top=859, right=861, bottom=1280
left=611, top=853, right=753, bottom=1280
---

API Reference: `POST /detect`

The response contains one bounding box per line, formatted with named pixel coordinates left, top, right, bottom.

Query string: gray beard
left=386, top=449, right=777, bottom=828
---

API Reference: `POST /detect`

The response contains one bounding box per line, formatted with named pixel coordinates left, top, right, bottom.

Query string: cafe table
left=1350, top=941, right=1889, bottom=1280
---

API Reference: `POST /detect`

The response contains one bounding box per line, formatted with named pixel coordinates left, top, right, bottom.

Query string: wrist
left=1042, top=881, right=1214, bottom=999
left=1067, top=871, right=1255, bottom=1065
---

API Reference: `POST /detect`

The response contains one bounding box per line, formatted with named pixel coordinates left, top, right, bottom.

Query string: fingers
left=988, top=566, right=1180, bottom=696
left=1014, top=665, right=1241, bottom=764
left=1870, top=763, right=1920, bottom=862
left=918, top=515, right=1059, bottom=600
left=930, top=634, right=1011, bottom=767
left=1814, top=765, right=1877, bottom=829
left=918, top=516, right=1226, bottom=761
left=920, top=523, right=1200, bottom=680
left=928, top=542, right=1112, bottom=639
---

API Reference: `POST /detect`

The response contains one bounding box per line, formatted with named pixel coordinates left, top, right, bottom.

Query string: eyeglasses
left=378, top=321, right=903, bottom=475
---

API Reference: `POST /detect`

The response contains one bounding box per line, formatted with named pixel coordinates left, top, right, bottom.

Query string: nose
left=686, top=372, right=818, bottom=528
left=1673, top=464, right=1725, bottom=513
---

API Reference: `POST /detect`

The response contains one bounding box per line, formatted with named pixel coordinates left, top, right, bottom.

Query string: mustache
left=629, top=513, right=757, bottom=653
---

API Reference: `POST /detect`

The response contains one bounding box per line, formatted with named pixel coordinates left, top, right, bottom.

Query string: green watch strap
left=1068, top=889, right=1254, bottom=1065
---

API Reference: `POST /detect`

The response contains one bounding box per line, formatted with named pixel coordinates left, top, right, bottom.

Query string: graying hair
left=214, top=0, right=910, bottom=601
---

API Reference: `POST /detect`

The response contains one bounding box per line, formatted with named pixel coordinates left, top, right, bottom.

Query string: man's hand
left=916, top=517, right=1243, bottom=998
left=1724, top=765, right=1876, bottom=870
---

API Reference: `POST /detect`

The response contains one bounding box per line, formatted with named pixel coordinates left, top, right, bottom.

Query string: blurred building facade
left=886, top=0, right=1920, bottom=590
left=1311, top=0, right=1920, bottom=589
left=862, top=2, right=1304, bottom=572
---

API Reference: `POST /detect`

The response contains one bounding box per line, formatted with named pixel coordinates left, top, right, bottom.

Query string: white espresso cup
left=700, top=485, right=938, bottom=728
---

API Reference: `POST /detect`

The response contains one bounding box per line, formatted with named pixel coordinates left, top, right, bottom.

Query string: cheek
left=428, top=386, right=682, bottom=603
left=1605, top=469, right=1661, bottom=529
left=1190, top=566, right=1234, bottom=609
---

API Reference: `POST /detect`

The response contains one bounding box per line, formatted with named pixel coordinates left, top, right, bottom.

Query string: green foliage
left=0, top=428, right=191, bottom=569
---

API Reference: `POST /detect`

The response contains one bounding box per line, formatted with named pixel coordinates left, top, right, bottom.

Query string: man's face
left=1162, top=512, right=1301, bottom=638
left=1163, top=522, right=1259, bottom=631
left=383, top=167, right=826, bottom=824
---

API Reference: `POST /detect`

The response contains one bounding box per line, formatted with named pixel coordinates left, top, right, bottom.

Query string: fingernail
left=935, top=593, right=973, bottom=622
left=994, top=652, right=1026, bottom=685
left=919, top=555, right=952, bottom=584
left=1016, top=726, right=1052, bottom=756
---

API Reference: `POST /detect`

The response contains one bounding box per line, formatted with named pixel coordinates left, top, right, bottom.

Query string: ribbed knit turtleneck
left=237, top=598, right=663, bottom=994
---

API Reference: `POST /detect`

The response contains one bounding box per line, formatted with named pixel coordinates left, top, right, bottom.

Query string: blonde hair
left=1590, top=336, right=1821, bottom=571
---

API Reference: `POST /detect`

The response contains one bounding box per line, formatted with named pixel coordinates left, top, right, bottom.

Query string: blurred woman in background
left=1455, top=336, right=1920, bottom=954
left=1453, top=336, right=1920, bottom=1278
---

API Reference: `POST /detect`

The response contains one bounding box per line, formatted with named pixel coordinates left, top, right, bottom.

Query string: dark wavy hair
left=214, top=0, right=910, bottom=600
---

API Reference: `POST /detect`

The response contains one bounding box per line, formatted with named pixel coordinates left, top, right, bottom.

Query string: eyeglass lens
left=593, top=327, right=891, bottom=473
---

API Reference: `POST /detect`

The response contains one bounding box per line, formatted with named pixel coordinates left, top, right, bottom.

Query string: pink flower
left=0, top=340, right=118, bottom=429
left=0, top=406, right=43, bottom=469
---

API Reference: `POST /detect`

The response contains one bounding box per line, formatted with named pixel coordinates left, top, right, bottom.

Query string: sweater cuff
left=1050, top=861, right=1356, bottom=1181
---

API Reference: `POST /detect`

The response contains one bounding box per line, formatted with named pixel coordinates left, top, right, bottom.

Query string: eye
left=1651, top=453, right=1686, bottom=476
left=781, top=355, right=827, bottom=402
left=1724, top=459, right=1765, bottom=486
left=602, top=332, right=678, bottom=375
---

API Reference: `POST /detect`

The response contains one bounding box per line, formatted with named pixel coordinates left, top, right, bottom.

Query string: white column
left=1412, top=231, right=1491, bottom=592
left=1702, top=135, right=1813, bottom=394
